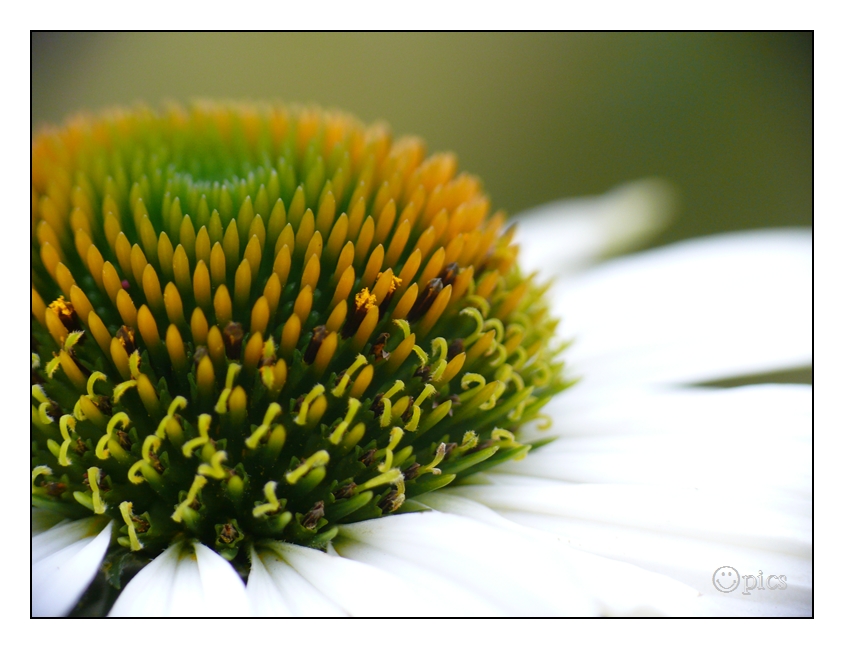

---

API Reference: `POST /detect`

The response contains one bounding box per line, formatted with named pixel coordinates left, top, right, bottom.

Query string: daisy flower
left=31, top=103, right=811, bottom=617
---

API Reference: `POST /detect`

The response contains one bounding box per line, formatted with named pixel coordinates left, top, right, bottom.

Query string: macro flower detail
left=31, top=103, right=569, bottom=616
left=32, top=103, right=810, bottom=618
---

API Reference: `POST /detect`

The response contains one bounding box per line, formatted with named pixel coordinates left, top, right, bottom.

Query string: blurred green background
left=32, top=32, right=811, bottom=249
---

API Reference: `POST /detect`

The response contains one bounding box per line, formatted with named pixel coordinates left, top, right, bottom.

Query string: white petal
left=333, top=532, right=504, bottom=616
left=551, top=230, right=811, bottom=388
left=338, top=510, right=602, bottom=616
left=513, top=178, right=676, bottom=279
left=250, top=541, right=450, bottom=616
left=108, top=541, right=250, bottom=617
left=451, top=473, right=810, bottom=616
left=247, top=544, right=345, bottom=616
left=471, top=382, right=812, bottom=616
left=32, top=517, right=112, bottom=617
left=244, top=545, right=295, bottom=616
left=497, top=505, right=812, bottom=617
left=416, top=492, right=702, bottom=616
left=507, top=385, right=811, bottom=496
left=448, top=481, right=809, bottom=556
left=108, top=542, right=180, bottom=616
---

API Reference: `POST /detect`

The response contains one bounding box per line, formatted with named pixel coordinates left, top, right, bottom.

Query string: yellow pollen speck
left=376, top=271, right=403, bottom=292
left=354, top=287, right=378, bottom=312
left=49, top=296, right=73, bottom=320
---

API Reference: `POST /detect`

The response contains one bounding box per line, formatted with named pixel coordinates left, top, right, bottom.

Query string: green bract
left=31, top=102, right=569, bottom=582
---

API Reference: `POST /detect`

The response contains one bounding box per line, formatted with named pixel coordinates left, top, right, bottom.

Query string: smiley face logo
left=712, top=566, right=740, bottom=593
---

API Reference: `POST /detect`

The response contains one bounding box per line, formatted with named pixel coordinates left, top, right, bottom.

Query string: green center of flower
left=31, top=103, right=569, bottom=578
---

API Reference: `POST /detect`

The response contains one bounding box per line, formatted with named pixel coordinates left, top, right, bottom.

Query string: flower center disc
left=31, top=103, right=568, bottom=575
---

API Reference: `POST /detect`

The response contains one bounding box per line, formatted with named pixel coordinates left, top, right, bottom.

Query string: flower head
left=32, top=102, right=570, bottom=614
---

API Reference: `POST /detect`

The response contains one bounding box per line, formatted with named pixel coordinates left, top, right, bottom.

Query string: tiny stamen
left=285, top=450, right=330, bottom=484
left=119, top=502, right=143, bottom=551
